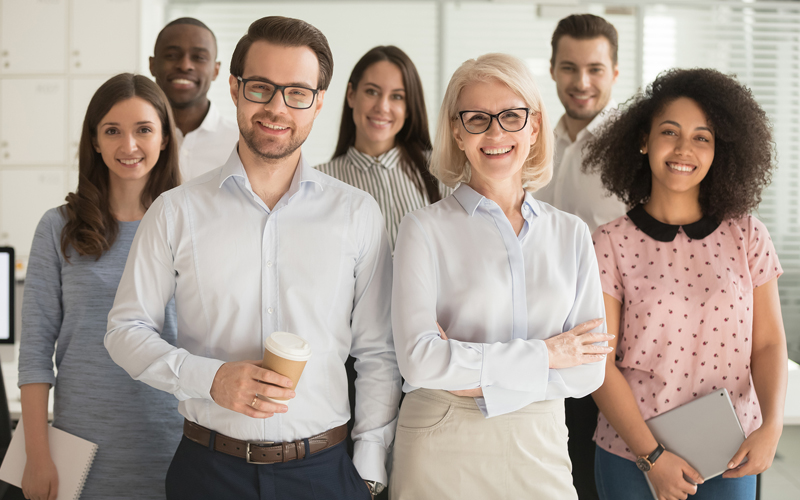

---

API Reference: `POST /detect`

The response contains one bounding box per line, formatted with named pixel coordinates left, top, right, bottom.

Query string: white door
left=69, top=77, right=108, bottom=166
left=0, top=168, right=68, bottom=257
left=0, top=79, right=66, bottom=165
left=70, top=0, right=139, bottom=75
left=0, top=0, right=67, bottom=75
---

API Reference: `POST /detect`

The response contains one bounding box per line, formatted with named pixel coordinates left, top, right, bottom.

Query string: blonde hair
left=430, top=53, right=554, bottom=191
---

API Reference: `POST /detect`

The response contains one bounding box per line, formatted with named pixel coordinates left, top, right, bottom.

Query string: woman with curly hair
left=18, top=73, right=181, bottom=500
left=585, top=68, right=786, bottom=500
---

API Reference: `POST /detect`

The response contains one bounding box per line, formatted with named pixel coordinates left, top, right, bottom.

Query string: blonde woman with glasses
left=389, top=53, right=613, bottom=499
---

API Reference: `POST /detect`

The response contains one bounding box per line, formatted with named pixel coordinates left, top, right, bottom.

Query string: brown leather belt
left=183, top=419, right=347, bottom=464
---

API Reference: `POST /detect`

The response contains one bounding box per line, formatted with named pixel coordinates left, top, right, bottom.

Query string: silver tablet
left=646, top=388, right=745, bottom=480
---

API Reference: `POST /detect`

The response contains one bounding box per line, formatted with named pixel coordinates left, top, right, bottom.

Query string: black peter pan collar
left=627, top=204, right=720, bottom=242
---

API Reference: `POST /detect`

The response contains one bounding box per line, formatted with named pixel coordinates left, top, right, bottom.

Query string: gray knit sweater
left=18, top=207, right=181, bottom=500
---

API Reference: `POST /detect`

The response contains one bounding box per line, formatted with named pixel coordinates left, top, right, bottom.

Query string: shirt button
left=267, top=307, right=273, bottom=314
left=266, top=260, right=272, bottom=267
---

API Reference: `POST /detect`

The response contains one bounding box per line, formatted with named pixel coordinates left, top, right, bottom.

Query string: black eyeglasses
left=457, top=108, right=531, bottom=134
left=237, top=76, right=319, bottom=109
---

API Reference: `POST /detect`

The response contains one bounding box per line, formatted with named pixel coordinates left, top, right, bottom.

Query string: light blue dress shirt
left=392, top=184, right=606, bottom=418
left=106, top=148, right=401, bottom=484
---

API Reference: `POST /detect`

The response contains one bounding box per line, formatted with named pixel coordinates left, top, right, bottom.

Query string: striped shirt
left=316, top=146, right=451, bottom=248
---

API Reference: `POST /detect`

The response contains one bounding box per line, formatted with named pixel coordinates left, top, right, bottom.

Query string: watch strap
left=647, top=443, right=666, bottom=465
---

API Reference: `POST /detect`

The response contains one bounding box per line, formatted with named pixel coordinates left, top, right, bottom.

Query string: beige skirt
left=389, top=389, right=577, bottom=500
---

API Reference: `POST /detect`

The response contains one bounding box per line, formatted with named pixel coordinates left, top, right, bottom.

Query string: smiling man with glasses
left=106, top=15, right=399, bottom=500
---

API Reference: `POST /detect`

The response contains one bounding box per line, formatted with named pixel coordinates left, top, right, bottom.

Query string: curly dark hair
left=583, top=68, right=774, bottom=221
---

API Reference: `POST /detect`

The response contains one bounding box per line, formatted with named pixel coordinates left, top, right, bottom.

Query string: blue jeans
left=594, top=445, right=756, bottom=500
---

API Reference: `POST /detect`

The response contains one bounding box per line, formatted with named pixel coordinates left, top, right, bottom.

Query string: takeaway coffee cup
left=260, top=332, right=312, bottom=405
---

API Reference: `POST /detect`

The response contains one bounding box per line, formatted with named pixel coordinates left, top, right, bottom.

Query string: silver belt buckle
left=246, top=441, right=275, bottom=464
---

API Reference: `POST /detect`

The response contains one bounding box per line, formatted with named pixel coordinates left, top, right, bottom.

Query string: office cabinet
left=69, top=77, right=107, bottom=165
left=0, top=169, right=68, bottom=256
left=70, top=0, right=139, bottom=74
left=0, top=0, right=67, bottom=75
left=0, top=0, right=152, bottom=258
left=0, top=79, right=66, bottom=165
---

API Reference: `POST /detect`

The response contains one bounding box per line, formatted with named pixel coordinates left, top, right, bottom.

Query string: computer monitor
left=0, top=247, right=14, bottom=344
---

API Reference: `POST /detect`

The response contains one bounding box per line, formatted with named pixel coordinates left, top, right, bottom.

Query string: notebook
left=642, top=388, right=745, bottom=498
left=0, top=420, right=98, bottom=500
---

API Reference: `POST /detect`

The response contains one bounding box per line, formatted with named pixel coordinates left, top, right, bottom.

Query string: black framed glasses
left=237, top=76, right=319, bottom=109
left=458, top=108, right=531, bottom=134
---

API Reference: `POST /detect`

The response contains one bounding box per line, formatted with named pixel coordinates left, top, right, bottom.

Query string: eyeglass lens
left=244, top=81, right=315, bottom=109
left=461, top=109, right=528, bottom=134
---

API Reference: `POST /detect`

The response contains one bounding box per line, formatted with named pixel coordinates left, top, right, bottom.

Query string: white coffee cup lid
left=264, top=332, right=312, bottom=361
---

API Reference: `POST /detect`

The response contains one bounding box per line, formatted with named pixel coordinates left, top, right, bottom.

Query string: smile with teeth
left=171, top=78, right=195, bottom=85
left=119, top=158, right=143, bottom=165
left=667, top=161, right=696, bottom=172
left=368, top=117, right=391, bottom=126
left=482, top=146, right=513, bottom=156
left=258, top=121, right=288, bottom=131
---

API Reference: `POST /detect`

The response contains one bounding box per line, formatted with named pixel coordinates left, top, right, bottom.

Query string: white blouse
left=392, top=184, right=607, bottom=418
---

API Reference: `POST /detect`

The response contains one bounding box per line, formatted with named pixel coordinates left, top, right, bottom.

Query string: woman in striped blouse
left=316, top=45, right=448, bottom=248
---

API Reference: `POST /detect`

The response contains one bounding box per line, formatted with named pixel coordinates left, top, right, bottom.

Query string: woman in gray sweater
left=18, top=74, right=181, bottom=500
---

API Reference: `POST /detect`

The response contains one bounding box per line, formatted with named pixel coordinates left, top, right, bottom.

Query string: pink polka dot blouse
left=591, top=208, right=782, bottom=461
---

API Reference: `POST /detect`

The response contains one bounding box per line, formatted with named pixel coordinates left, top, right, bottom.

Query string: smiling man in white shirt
left=537, top=14, right=626, bottom=234
left=535, top=14, right=628, bottom=500
left=107, top=16, right=398, bottom=500
left=150, top=18, right=239, bottom=181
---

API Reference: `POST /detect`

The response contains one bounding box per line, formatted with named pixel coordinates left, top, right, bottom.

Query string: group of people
left=15, top=11, right=787, bottom=500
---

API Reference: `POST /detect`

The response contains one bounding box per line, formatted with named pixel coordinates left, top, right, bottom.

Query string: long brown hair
left=61, top=73, right=180, bottom=260
left=333, top=46, right=440, bottom=203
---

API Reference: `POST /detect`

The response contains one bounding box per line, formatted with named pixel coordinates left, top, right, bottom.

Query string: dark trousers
left=165, top=436, right=371, bottom=500
left=566, top=395, right=600, bottom=500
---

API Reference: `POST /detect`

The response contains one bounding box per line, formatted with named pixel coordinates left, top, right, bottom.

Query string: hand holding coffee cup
left=209, top=359, right=296, bottom=418
left=260, top=332, right=312, bottom=405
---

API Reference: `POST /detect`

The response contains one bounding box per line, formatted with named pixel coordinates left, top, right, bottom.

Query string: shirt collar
left=452, top=183, right=539, bottom=221
left=175, top=101, right=224, bottom=142
left=197, top=101, right=223, bottom=133
left=627, top=204, right=720, bottom=242
left=218, top=147, right=323, bottom=201
left=346, top=146, right=402, bottom=171
left=554, top=100, right=618, bottom=143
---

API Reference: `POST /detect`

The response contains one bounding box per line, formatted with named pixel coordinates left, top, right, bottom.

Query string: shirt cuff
left=175, top=355, right=226, bottom=401
left=17, top=369, right=55, bottom=388
left=352, top=439, right=388, bottom=486
left=480, top=338, right=549, bottom=393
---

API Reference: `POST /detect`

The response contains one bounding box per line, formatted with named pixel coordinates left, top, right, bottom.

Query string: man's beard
left=239, top=114, right=310, bottom=161
left=564, top=104, right=601, bottom=122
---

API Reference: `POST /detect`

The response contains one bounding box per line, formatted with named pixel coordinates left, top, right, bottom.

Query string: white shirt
left=176, top=101, right=240, bottom=182
left=392, top=185, right=607, bottom=418
left=535, top=102, right=627, bottom=233
left=105, top=148, right=401, bottom=484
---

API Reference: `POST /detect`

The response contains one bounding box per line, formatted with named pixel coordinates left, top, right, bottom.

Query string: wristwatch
left=636, top=443, right=666, bottom=472
left=365, top=480, right=385, bottom=496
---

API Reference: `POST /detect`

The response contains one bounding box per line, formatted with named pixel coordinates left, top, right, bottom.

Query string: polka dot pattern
left=591, top=214, right=782, bottom=461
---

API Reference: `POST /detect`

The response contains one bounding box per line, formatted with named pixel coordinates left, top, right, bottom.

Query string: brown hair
left=61, top=73, right=180, bottom=260
left=333, top=46, right=440, bottom=203
left=550, top=14, right=619, bottom=67
left=230, top=16, right=333, bottom=90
